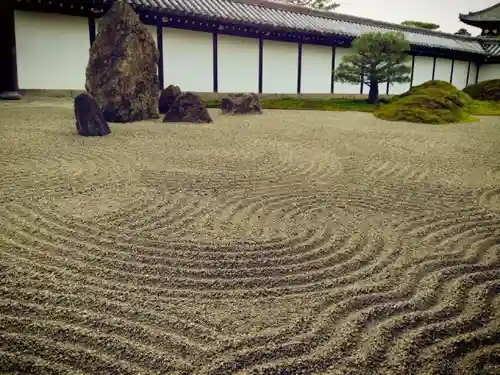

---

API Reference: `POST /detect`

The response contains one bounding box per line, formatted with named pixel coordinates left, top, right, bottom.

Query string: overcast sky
left=335, top=0, right=499, bottom=34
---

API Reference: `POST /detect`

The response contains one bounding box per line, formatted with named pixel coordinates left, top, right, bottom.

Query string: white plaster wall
left=15, top=11, right=90, bottom=90
left=412, top=56, right=434, bottom=86
left=300, top=44, right=332, bottom=93
left=217, top=34, right=258, bottom=93
left=468, top=63, right=478, bottom=85
left=433, top=58, right=453, bottom=82
left=333, top=47, right=360, bottom=94
left=262, top=40, right=298, bottom=93
left=451, top=60, right=469, bottom=89
left=478, top=64, right=500, bottom=82
left=162, top=28, right=213, bottom=92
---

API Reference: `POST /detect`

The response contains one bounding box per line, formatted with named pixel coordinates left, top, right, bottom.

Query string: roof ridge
left=229, top=0, right=481, bottom=41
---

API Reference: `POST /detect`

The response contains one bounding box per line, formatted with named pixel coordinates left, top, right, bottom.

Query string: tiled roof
left=459, top=3, right=500, bottom=22
left=116, top=0, right=487, bottom=54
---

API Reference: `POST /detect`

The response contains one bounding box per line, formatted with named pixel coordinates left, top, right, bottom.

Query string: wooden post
left=0, top=3, right=21, bottom=99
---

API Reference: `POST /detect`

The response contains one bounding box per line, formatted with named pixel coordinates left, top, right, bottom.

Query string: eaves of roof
left=117, top=0, right=486, bottom=54
left=21, top=0, right=491, bottom=55
left=459, top=2, right=500, bottom=22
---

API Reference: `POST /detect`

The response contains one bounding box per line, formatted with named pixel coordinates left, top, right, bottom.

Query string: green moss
left=203, top=97, right=377, bottom=112
left=374, top=80, right=477, bottom=124
left=469, top=100, right=500, bottom=116
left=463, top=79, right=500, bottom=101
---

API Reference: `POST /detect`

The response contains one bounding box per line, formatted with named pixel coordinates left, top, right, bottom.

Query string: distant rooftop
left=459, top=2, right=500, bottom=23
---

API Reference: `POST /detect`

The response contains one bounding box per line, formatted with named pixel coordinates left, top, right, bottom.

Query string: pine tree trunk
left=368, top=81, right=379, bottom=104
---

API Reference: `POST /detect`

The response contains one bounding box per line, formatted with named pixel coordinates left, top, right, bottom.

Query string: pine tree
left=401, top=20, right=440, bottom=30
left=334, top=32, right=412, bottom=104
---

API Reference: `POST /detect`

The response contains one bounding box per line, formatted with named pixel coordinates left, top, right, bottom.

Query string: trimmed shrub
left=374, top=80, right=476, bottom=124
left=463, top=79, right=500, bottom=101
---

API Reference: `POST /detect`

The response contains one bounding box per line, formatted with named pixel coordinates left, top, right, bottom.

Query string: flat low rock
left=220, top=93, right=262, bottom=115
left=74, top=92, right=111, bottom=136
left=163, top=92, right=212, bottom=123
left=159, top=85, right=181, bottom=114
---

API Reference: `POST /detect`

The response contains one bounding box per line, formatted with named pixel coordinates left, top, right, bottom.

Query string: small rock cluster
left=220, top=93, right=262, bottom=115
left=74, top=1, right=262, bottom=136
left=159, top=85, right=212, bottom=123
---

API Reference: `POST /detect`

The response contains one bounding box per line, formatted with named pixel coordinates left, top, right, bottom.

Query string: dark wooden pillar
left=449, top=59, right=455, bottom=84
left=0, top=3, right=21, bottom=99
left=431, top=57, right=437, bottom=80
left=297, top=43, right=302, bottom=94
left=157, top=22, right=164, bottom=90
left=409, top=54, right=415, bottom=88
left=258, top=37, right=263, bottom=94
left=212, top=32, right=218, bottom=93
left=330, top=46, right=335, bottom=93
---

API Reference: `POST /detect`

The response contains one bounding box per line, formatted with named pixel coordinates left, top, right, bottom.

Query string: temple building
left=460, top=3, right=500, bottom=38
left=1, top=0, right=500, bottom=99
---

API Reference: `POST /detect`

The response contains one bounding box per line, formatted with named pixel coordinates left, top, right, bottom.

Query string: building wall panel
left=333, top=47, right=360, bottom=94
left=300, top=44, right=332, bottom=93
left=262, top=40, right=298, bottom=93
left=412, top=56, right=434, bottom=86
left=162, top=28, right=213, bottom=92
left=15, top=11, right=90, bottom=90
left=217, top=34, right=259, bottom=93
left=451, top=60, right=469, bottom=89
left=433, top=58, right=453, bottom=82
left=478, top=63, right=500, bottom=82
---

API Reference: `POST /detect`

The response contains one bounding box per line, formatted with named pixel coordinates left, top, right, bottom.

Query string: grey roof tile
left=119, top=0, right=491, bottom=54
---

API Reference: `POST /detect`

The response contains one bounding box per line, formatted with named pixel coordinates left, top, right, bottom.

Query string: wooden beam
left=432, top=56, right=437, bottom=80
left=88, top=14, right=96, bottom=46
left=330, top=46, right=336, bottom=93
left=212, top=32, right=218, bottom=93
left=157, top=23, right=164, bottom=90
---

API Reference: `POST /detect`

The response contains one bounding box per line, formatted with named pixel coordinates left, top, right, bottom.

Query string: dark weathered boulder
left=159, top=84, right=181, bottom=113
left=163, top=92, right=212, bottom=123
left=74, top=92, right=111, bottom=136
left=220, top=93, right=262, bottom=115
left=85, top=1, right=160, bottom=123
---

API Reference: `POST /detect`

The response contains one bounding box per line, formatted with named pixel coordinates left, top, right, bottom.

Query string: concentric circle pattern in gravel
left=1, top=99, right=500, bottom=375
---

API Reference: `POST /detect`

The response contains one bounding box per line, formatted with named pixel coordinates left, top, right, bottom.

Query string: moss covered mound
left=374, top=80, right=475, bottom=124
left=463, top=79, right=500, bottom=101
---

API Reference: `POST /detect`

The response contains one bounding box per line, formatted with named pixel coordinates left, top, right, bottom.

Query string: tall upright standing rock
left=85, top=0, right=160, bottom=123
